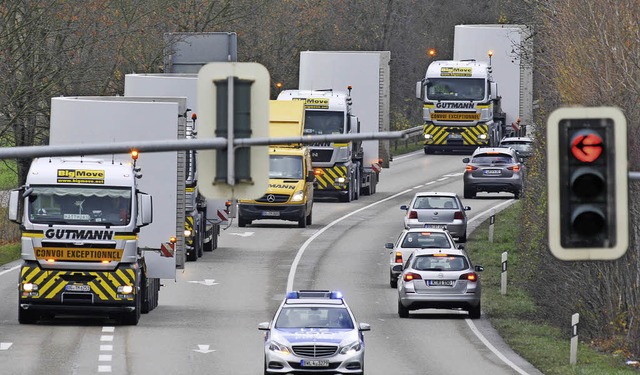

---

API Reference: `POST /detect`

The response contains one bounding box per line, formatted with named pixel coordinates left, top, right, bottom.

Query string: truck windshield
left=426, top=78, right=485, bottom=101
left=303, top=111, right=344, bottom=135
left=269, top=155, right=303, bottom=179
left=27, top=186, right=132, bottom=226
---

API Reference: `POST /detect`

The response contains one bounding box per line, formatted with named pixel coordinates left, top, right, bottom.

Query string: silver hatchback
left=401, top=192, right=470, bottom=242
left=397, top=248, right=483, bottom=319
left=462, top=147, right=525, bottom=199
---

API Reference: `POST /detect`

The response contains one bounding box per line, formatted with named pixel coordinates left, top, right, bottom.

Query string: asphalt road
left=0, top=151, right=545, bottom=375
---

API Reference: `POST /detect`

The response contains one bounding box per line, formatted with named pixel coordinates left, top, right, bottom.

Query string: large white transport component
left=453, top=24, right=533, bottom=129
left=49, top=96, right=187, bottom=272
left=124, top=73, right=225, bottom=261
left=299, top=51, right=391, bottom=169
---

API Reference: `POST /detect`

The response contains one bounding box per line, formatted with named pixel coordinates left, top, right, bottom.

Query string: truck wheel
left=121, top=293, right=141, bottom=325
left=514, top=190, right=521, bottom=199
left=18, top=307, right=38, bottom=324
left=354, top=168, right=360, bottom=200
left=424, top=146, right=433, bottom=155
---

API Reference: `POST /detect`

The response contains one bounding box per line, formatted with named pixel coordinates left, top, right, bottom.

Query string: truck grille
left=292, top=344, right=338, bottom=358
left=310, top=149, right=333, bottom=163
left=255, top=194, right=290, bottom=203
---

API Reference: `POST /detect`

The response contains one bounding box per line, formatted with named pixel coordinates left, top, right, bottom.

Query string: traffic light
left=547, top=107, right=628, bottom=261
left=197, top=62, right=270, bottom=200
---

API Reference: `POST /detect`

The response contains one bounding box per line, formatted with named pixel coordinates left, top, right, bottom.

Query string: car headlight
left=339, top=340, right=362, bottom=355
left=268, top=340, right=291, bottom=355
left=22, top=283, right=39, bottom=292
left=290, top=190, right=304, bottom=202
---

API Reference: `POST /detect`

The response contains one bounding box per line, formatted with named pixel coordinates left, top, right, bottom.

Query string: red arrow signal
left=571, top=133, right=603, bottom=162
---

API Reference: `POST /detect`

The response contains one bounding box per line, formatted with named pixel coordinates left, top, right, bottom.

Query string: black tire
left=298, top=209, right=307, bottom=228
left=18, top=307, right=38, bottom=324
left=390, top=272, right=398, bottom=289
left=398, top=300, right=409, bottom=318
left=458, top=232, right=467, bottom=243
left=514, top=189, right=521, bottom=199
left=463, top=187, right=476, bottom=199
left=424, top=146, right=432, bottom=155
left=469, top=303, right=481, bottom=319
left=121, top=292, right=141, bottom=325
left=305, top=208, right=312, bottom=225
left=354, top=167, right=360, bottom=200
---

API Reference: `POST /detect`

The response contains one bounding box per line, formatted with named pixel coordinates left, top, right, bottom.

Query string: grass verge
left=0, top=242, right=20, bottom=266
left=467, top=203, right=638, bottom=374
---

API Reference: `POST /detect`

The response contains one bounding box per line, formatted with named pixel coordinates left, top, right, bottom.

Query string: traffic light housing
left=197, top=62, right=270, bottom=200
left=547, top=107, right=628, bottom=260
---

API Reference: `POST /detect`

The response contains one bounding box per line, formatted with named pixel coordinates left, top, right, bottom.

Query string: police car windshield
left=269, top=155, right=304, bottom=179
left=426, top=78, right=485, bottom=101
left=275, top=307, right=354, bottom=329
left=303, top=111, right=344, bottom=135
left=28, top=186, right=132, bottom=226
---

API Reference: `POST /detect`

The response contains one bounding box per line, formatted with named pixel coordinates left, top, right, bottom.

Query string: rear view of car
left=258, top=290, right=370, bottom=374
left=397, top=249, right=483, bottom=319
left=462, top=147, right=524, bottom=199
left=400, top=192, right=470, bottom=242
left=499, top=136, right=534, bottom=159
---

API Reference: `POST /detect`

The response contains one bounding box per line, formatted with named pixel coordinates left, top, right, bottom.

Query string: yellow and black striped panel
left=423, top=123, right=489, bottom=146
left=315, top=166, right=348, bottom=191
left=20, top=264, right=136, bottom=302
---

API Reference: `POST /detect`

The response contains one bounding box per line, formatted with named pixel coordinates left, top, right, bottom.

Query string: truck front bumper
left=238, top=204, right=305, bottom=222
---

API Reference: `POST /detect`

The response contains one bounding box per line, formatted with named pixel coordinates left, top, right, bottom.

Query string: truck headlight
left=184, top=229, right=193, bottom=238
left=336, top=177, right=346, bottom=184
left=477, top=134, right=488, bottom=140
left=22, top=283, right=38, bottom=292
left=424, top=134, right=433, bottom=140
left=290, top=191, right=304, bottom=202
left=118, top=285, right=134, bottom=294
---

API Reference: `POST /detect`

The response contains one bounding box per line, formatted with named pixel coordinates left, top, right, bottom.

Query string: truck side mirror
left=137, top=192, right=153, bottom=227
left=415, top=80, right=424, bottom=100
left=306, top=171, right=315, bottom=182
left=490, top=82, right=498, bottom=100
left=8, top=189, right=21, bottom=223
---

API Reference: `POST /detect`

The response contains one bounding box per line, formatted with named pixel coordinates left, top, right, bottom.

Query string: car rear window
left=413, top=196, right=458, bottom=209
left=402, top=232, right=451, bottom=248
left=471, top=153, right=514, bottom=164
left=413, top=255, right=469, bottom=271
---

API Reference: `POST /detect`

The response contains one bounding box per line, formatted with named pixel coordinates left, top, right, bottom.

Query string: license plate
left=301, top=360, right=330, bottom=367
left=448, top=133, right=462, bottom=139
left=483, top=169, right=502, bottom=175
left=425, top=224, right=446, bottom=229
left=65, top=284, right=90, bottom=292
left=262, top=211, right=280, bottom=217
left=428, top=280, right=454, bottom=286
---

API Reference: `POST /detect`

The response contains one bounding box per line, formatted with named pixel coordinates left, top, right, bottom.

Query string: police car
left=258, top=290, right=370, bottom=374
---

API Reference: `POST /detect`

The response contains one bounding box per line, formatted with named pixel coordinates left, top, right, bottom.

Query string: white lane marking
left=102, top=326, right=115, bottom=333
left=391, top=151, right=423, bottom=160
left=99, top=354, right=112, bottom=361
left=424, top=181, right=435, bottom=185
left=288, top=176, right=526, bottom=374
left=100, top=335, right=113, bottom=342
left=436, top=177, right=448, bottom=181
left=1, top=343, right=13, bottom=350
left=100, top=345, right=113, bottom=351
left=0, top=265, right=20, bottom=277
left=228, top=232, right=254, bottom=237
left=99, top=327, right=115, bottom=373
left=286, top=187, right=414, bottom=292
left=193, top=344, right=216, bottom=354
left=187, top=279, right=219, bottom=286
left=98, top=365, right=112, bottom=373
left=413, top=185, right=423, bottom=189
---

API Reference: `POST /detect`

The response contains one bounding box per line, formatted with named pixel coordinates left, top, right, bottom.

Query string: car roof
left=411, top=248, right=467, bottom=257
left=412, top=191, right=459, bottom=198
left=281, top=290, right=348, bottom=307
left=403, top=227, right=451, bottom=234
left=500, top=137, right=533, bottom=143
left=472, top=147, right=517, bottom=155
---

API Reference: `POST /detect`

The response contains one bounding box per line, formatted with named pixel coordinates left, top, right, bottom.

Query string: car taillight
left=408, top=211, right=418, bottom=219
left=454, top=211, right=464, bottom=220
left=404, top=272, right=422, bottom=281
left=460, top=272, right=478, bottom=281
left=507, top=165, right=520, bottom=172
left=465, top=165, right=477, bottom=172
left=395, top=252, right=403, bottom=264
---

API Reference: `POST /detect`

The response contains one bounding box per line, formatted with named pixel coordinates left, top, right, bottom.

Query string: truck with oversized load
left=237, top=100, right=314, bottom=227
left=9, top=96, right=187, bottom=324
left=124, top=73, right=224, bottom=261
left=277, top=51, right=390, bottom=201
left=416, top=24, right=533, bottom=154
left=453, top=24, right=533, bottom=137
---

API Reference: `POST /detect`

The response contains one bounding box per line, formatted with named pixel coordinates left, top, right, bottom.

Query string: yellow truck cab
left=237, top=101, right=314, bottom=228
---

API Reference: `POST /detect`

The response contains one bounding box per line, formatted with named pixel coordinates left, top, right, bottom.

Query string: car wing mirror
left=462, top=157, right=470, bottom=163
left=457, top=244, right=465, bottom=250
left=475, top=265, right=484, bottom=272
left=258, top=322, right=270, bottom=331
left=359, top=322, right=371, bottom=332
left=465, top=206, right=471, bottom=211
left=400, top=205, right=408, bottom=211
left=385, top=243, right=394, bottom=249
